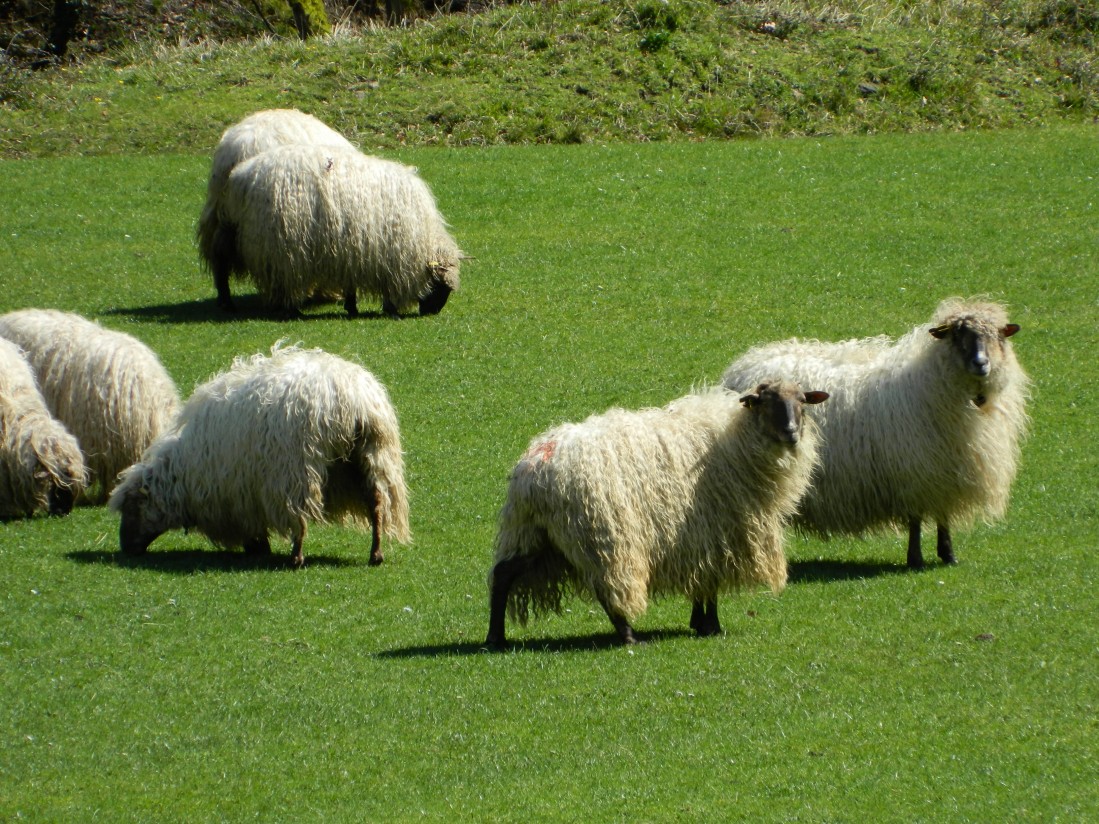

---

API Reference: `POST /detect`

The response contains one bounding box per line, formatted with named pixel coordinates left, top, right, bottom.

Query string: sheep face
left=417, top=265, right=457, bottom=316
left=32, top=432, right=85, bottom=516
left=47, top=484, right=75, bottom=516
left=114, top=479, right=169, bottom=555
left=739, top=381, right=829, bottom=445
left=930, top=317, right=1020, bottom=379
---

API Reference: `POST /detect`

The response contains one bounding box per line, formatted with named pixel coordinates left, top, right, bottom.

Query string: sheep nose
left=971, top=354, right=990, bottom=377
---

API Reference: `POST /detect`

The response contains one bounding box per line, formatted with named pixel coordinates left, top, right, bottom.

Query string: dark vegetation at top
left=2, top=0, right=462, bottom=67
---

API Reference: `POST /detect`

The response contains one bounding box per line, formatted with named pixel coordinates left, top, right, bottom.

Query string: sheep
left=721, top=297, right=1030, bottom=569
left=0, top=337, right=86, bottom=518
left=0, top=309, right=181, bottom=504
left=201, top=142, right=462, bottom=318
left=108, top=343, right=411, bottom=568
left=195, top=109, right=355, bottom=310
left=485, top=380, right=829, bottom=648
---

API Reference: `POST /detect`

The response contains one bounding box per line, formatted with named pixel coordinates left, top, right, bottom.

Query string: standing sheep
left=195, top=109, right=355, bottom=310
left=485, top=380, right=828, bottom=648
left=203, top=143, right=462, bottom=318
left=721, top=298, right=1030, bottom=568
left=0, top=337, right=85, bottom=518
left=109, top=344, right=411, bottom=568
left=0, top=309, right=180, bottom=504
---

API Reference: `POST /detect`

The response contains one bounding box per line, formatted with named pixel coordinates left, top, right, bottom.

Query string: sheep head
left=110, top=469, right=168, bottom=555
left=418, top=261, right=459, bottom=316
left=740, top=380, right=829, bottom=445
left=47, top=485, right=75, bottom=517
left=30, top=431, right=85, bottom=516
left=929, top=315, right=1020, bottom=379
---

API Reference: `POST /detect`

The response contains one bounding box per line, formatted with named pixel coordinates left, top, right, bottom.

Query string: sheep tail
left=356, top=416, right=411, bottom=545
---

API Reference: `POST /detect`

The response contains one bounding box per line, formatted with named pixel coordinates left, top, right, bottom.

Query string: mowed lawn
left=0, top=127, right=1095, bottom=821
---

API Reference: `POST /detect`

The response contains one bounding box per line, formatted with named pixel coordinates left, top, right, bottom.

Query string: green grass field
left=1, top=127, right=1096, bottom=820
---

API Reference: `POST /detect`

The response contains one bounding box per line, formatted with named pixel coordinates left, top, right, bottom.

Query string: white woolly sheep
left=0, top=309, right=181, bottom=504
left=202, top=143, right=462, bottom=318
left=721, top=297, right=1030, bottom=568
left=0, top=337, right=86, bottom=518
left=195, top=109, right=355, bottom=310
left=109, top=344, right=411, bottom=567
left=485, top=380, right=829, bottom=647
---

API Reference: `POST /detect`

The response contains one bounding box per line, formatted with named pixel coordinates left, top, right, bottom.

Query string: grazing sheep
left=0, top=309, right=180, bottom=503
left=109, top=344, right=411, bottom=567
left=0, top=337, right=86, bottom=518
left=721, top=298, right=1030, bottom=568
left=204, top=143, right=462, bottom=318
left=195, top=109, right=355, bottom=310
left=485, top=380, right=828, bottom=647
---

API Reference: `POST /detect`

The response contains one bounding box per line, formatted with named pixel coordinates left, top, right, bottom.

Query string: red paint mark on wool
left=527, top=441, right=556, bottom=463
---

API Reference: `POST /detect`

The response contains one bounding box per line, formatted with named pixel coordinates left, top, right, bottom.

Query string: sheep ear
left=929, top=324, right=951, bottom=339
left=1002, top=323, right=1020, bottom=338
left=803, top=391, right=829, bottom=405
left=739, top=393, right=759, bottom=409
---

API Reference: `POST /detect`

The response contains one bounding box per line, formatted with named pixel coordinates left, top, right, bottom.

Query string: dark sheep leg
left=210, top=222, right=237, bottom=311
left=243, top=535, right=271, bottom=555
left=343, top=289, right=359, bottom=318
left=596, top=593, right=638, bottom=646
left=214, top=268, right=234, bottom=311
left=290, top=532, right=305, bottom=569
left=485, top=554, right=534, bottom=650
left=907, top=518, right=924, bottom=569
left=937, top=523, right=955, bottom=565
left=368, top=487, right=383, bottom=566
left=689, top=599, right=721, bottom=637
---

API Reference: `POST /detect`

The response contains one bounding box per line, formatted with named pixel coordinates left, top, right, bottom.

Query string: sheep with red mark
left=486, top=380, right=828, bottom=648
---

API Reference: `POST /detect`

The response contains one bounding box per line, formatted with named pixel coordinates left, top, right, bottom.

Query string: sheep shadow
left=377, top=628, right=699, bottom=659
left=103, top=297, right=404, bottom=324
left=788, top=557, right=912, bottom=584
left=67, top=548, right=361, bottom=573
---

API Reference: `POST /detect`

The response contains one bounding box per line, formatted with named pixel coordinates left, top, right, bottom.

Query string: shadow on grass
left=102, top=296, right=396, bottom=324
left=788, top=557, right=911, bottom=584
left=377, top=627, right=698, bottom=659
left=67, top=548, right=361, bottom=573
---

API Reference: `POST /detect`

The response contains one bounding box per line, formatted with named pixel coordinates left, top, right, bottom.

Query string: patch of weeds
left=1024, top=0, right=1099, bottom=41
left=629, top=0, right=682, bottom=32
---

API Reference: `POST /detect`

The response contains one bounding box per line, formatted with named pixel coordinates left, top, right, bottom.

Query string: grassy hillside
left=2, top=0, right=1098, bottom=157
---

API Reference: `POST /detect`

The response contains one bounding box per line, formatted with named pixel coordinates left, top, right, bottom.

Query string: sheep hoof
left=482, top=635, right=509, bottom=652
left=369, top=549, right=384, bottom=566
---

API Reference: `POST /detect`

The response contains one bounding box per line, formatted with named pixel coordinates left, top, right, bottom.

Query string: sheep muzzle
left=118, top=510, right=160, bottom=555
